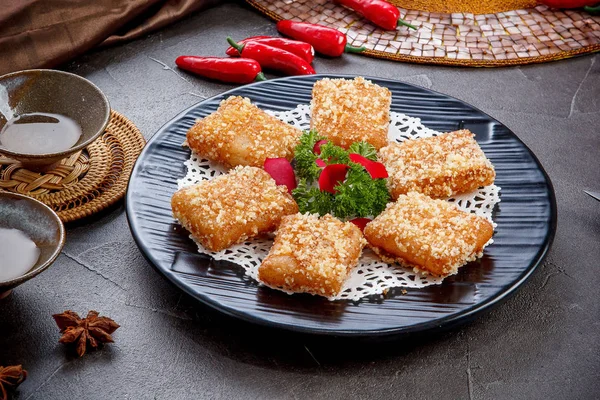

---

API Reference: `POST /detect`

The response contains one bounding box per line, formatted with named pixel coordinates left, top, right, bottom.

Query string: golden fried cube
left=378, top=130, right=495, bottom=199
left=364, top=192, right=494, bottom=277
left=311, top=77, right=391, bottom=150
left=171, top=166, right=298, bottom=252
left=259, top=213, right=365, bottom=297
left=186, top=96, right=301, bottom=168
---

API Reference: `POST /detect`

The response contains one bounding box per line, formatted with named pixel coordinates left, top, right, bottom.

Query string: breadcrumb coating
left=364, top=192, right=494, bottom=277
left=378, top=130, right=496, bottom=199
left=186, top=96, right=302, bottom=168
left=171, top=166, right=298, bottom=252
left=259, top=213, right=366, bottom=297
left=311, top=77, right=391, bottom=150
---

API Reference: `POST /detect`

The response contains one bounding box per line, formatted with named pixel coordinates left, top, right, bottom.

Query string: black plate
left=126, top=74, right=556, bottom=337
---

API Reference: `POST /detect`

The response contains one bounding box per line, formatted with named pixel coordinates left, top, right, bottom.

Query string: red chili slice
left=264, top=158, right=297, bottom=193
left=349, top=217, right=372, bottom=231
left=315, top=158, right=327, bottom=168
left=318, top=164, right=349, bottom=194
left=349, top=153, right=389, bottom=179
left=313, top=139, right=328, bottom=155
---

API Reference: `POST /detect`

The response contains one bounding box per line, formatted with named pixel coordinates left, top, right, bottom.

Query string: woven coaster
left=246, top=0, right=600, bottom=66
left=0, top=110, right=145, bottom=222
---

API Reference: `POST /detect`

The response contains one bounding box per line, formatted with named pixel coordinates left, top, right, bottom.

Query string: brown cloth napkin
left=0, top=0, right=223, bottom=75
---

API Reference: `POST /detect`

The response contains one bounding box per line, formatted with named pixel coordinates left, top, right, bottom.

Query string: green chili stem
left=398, top=18, right=417, bottom=30
left=584, top=5, right=600, bottom=14
left=226, top=37, right=244, bottom=52
left=254, top=72, right=267, bottom=82
left=344, top=44, right=366, bottom=53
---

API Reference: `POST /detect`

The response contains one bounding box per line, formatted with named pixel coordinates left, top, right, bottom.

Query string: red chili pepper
left=175, top=56, right=266, bottom=84
left=313, top=139, right=329, bottom=155
left=315, top=158, right=327, bottom=168
left=349, top=217, right=372, bottom=231
left=263, top=158, right=297, bottom=193
left=226, top=36, right=314, bottom=64
left=336, top=0, right=416, bottom=30
left=319, top=164, right=349, bottom=194
left=226, top=37, right=315, bottom=76
left=349, top=153, right=388, bottom=179
left=539, top=0, right=598, bottom=7
left=276, top=20, right=365, bottom=57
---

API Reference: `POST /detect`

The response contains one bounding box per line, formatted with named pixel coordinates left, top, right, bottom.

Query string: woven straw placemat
left=392, top=0, right=538, bottom=14
left=246, top=0, right=600, bottom=66
left=0, top=110, right=145, bottom=222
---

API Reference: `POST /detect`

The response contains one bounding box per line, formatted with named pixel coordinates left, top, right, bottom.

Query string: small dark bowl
left=0, top=69, right=110, bottom=170
left=0, top=192, right=65, bottom=298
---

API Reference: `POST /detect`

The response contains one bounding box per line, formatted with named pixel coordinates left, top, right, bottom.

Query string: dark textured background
left=1, top=2, right=599, bottom=399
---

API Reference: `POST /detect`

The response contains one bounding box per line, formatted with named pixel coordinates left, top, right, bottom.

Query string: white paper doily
left=178, top=105, right=501, bottom=301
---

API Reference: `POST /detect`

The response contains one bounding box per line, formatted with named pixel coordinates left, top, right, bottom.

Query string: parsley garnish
left=348, top=142, right=377, bottom=161
left=319, top=142, right=349, bottom=165
left=294, top=129, right=324, bottom=183
left=292, top=179, right=334, bottom=215
left=331, top=163, right=389, bottom=218
left=291, top=131, right=390, bottom=219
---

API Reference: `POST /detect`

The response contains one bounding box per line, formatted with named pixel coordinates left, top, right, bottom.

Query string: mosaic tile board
left=246, top=0, right=600, bottom=66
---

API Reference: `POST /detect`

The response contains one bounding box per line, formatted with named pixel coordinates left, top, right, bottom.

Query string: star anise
left=0, top=365, right=27, bottom=400
left=52, top=310, right=120, bottom=357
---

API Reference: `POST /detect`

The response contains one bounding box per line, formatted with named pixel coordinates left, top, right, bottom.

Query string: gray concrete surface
left=1, top=2, right=599, bottom=399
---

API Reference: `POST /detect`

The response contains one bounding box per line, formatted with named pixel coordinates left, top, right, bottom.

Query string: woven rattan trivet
left=246, top=0, right=600, bottom=66
left=0, top=110, right=145, bottom=222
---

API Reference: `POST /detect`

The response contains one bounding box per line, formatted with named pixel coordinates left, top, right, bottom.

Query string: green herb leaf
left=319, top=142, right=350, bottom=165
left=292, top=179, right=334, bottom=215
left=331, top=163, right=390, bottom=218
left=294, top=130, right=325, bottom=183
left=348, top=141, right=377, bottom=161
